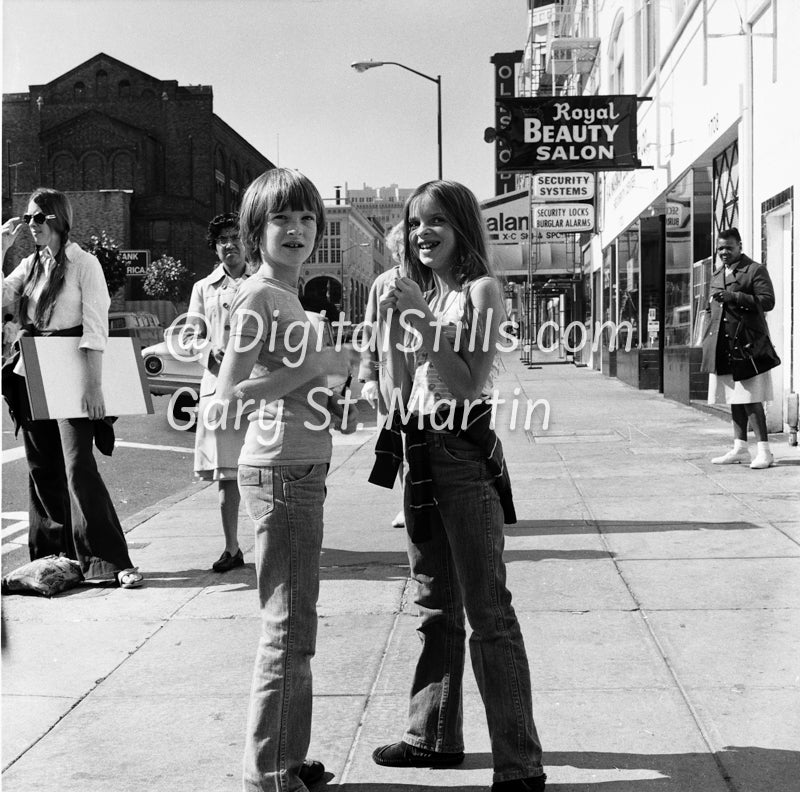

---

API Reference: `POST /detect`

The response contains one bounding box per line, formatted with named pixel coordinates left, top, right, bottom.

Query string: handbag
left=1, top=554, right=84, bottom=597
left=729, top=317, right=781, bottom=381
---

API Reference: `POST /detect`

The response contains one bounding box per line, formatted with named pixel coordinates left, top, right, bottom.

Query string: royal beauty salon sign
left=495, top=95, right=641, bottom=172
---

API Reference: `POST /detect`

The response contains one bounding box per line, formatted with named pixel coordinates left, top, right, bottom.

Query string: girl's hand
left=82, top=385, right=106, bottom=420
left=390, top=277, right=427, bottom=314
left=1, top=218, right=23, bottom=258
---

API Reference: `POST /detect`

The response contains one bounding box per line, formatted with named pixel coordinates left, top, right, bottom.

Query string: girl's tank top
left=407, top=276, right=498, bottom=415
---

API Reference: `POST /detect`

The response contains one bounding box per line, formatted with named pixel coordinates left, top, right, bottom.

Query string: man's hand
left=713, top=290, right=736, bottom=304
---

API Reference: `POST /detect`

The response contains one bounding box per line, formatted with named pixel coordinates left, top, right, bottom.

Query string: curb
left=120, top=479, right=211, bottom=534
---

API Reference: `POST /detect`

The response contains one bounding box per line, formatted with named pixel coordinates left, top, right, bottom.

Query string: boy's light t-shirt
left=228, top=274, right=332, bottom=466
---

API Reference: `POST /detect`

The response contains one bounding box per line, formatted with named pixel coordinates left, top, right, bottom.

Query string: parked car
left=108, top=311, right=163, bottom=349
left=140, top=311, right=347, bottom=430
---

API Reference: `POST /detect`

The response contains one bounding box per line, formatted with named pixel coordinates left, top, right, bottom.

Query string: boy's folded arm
left=216, top=341, right=345, bottom=405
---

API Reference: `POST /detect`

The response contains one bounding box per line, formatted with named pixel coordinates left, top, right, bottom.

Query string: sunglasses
left=23, top=212, right=56, bottom=225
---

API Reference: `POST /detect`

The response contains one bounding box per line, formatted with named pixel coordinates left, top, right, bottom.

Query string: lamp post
left=351, top=60, right=442, bottom=180
left=339, top=242, right=370, bottom=322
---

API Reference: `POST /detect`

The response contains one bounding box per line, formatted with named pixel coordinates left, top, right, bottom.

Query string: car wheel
left=170, top=391, right=198, bottom=433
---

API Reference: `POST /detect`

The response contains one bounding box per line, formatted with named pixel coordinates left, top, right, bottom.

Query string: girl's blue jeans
left=239, top=462, right=327, bottom=792
left=403, top=431, right=544, bottom=783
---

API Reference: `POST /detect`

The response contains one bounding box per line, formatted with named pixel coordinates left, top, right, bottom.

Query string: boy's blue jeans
left=403, top=432, right=544, bottom=783
left=239, top=462, right=327, bottom=792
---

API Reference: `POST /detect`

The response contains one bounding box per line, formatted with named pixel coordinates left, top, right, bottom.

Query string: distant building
left=2, top=52, right=274, bottom=296
left=345, top=183, right=415, bottom=233
left=302, top=197, right=388, bottom=324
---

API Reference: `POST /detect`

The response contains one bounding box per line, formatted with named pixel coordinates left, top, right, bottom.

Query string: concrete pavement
left=3, top=350, right=799, bottom=792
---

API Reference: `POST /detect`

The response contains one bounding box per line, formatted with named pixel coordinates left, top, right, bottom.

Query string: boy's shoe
left=750, top=449, right=774, bottom=469
left=298, top=759, right=325, bottom=786
left=372, top=741, right=464, bottom=767
left=711, top=448, right=751, bottom=465
left=212, top=548, right=244, bottom=572
left=491, top=773, right=547, bottom=792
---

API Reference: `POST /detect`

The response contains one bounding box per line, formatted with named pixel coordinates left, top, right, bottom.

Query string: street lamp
left=340, top=242, right=370, bottom=322
left=351, top=60, right=442, bottom=180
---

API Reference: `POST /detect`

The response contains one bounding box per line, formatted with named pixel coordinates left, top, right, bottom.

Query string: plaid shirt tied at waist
left=368, top=401, right=517, bottom=543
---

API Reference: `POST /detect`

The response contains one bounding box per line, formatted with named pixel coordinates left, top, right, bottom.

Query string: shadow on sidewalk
left=328, top=745, right=799, bottom=790
left=507, top=519, right=764, bottom=536
left=317, top=547, right=612, bottom=581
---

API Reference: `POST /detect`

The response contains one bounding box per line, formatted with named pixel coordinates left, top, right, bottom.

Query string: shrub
left=83, top=231, right=126, bottom=294
left=143, top=254, right=192, bottom=303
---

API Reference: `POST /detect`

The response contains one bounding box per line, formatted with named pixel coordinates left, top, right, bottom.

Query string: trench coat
left=700, top=254, right=775, bottom=374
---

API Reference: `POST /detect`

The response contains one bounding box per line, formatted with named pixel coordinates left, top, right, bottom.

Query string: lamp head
left=351, top=61, right=385, bottom=73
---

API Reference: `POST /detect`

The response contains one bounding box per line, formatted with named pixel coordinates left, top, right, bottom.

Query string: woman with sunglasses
left=1, top=187, right=143, bottom=589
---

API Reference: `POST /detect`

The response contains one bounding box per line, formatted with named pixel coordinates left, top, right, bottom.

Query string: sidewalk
left=3, top=351, right=799, bottom=792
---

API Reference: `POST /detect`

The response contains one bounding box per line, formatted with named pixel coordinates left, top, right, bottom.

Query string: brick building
left=2, top=52, right=274, bottom=295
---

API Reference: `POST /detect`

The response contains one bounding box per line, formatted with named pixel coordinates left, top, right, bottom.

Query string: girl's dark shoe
left=491, top=773, right=547, bottom=792
left=212, top=548, right=244, bottom=573
left=372, top=740, right=464, bottom=767
left=298, top=759, right=325, bottom=786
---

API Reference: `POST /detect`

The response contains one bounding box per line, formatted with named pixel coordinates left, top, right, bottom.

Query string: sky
left=2, top=0, right=529, bottom=202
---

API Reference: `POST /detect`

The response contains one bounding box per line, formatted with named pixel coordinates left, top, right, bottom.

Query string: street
left=2, top=395, right=198, bottom=575
left=1, top=386, right=372, bottom=576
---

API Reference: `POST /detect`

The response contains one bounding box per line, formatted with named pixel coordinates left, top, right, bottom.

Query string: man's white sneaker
left=750, top=450, right=774, bottom=469
left=711, top=448, right=751, bottom=465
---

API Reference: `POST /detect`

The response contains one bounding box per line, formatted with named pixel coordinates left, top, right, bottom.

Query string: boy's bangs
left=271, top=175, right=321, bottom=217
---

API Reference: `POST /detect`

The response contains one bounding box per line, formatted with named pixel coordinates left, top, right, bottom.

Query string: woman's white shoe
left=711, top=448, right=751, bottom=465
left=749, top=450, right=774, bottom=469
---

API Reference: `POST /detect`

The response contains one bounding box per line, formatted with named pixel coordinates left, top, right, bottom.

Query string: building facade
left=302, top=199, right=388, bottom=324
left=345, top=183, right=415, bottom=234
left=3, top=52, right=274, bottom=296
left=502, top=0, right=798, bottom=433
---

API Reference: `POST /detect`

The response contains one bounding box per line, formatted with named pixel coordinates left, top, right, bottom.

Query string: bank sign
left=496, top=95, right=641, bottom=172
left=121, top=250, right=150, bottom=278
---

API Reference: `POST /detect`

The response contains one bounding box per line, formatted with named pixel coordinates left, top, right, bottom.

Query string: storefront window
left=691, top=166, right=713, bottom=344
left=713, top=140, right=739, bottom=237
left=665, top=170, right=693, bottom=346
left=617, top=223, right=640, bottom=347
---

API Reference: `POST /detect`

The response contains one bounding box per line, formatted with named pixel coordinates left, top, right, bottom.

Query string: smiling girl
left=213, top=168, right=351, bottom=792
left=370, top=180, right=546, bottom=792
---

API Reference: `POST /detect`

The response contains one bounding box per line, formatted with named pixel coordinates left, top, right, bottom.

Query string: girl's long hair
left=20, top=188, right=73, bottom=328
left=402, top=180, right=498, bottom=291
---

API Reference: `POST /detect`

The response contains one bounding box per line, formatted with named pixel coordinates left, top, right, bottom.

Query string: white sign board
left=481, top=189, right=531, bottom=244
left=532, top=172, right=595, bottom=200
left=20, top=336, right=154, bottom=419
left=532, top=203, right=595, bottom=232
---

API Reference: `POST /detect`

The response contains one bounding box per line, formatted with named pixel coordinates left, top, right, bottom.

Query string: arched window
left=229, top=160, right=241, bottom=208
left=82, top=152, right=105, bottom=190
left=96, top=69, right=108, bottom=99
left=118, top=79, right=131, bottom=99
left=52, top=153, right=77, bottom=191
left=74, top=81, right=86, bottom=101
left=608, top=13, right=625, bottom=93
left=111, top=151, right=135, bottom=189
left=214, top=148, right=227, bottom=213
